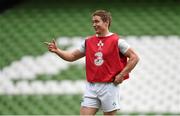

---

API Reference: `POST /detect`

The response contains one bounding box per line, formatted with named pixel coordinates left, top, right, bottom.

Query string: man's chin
left=95, top=31, right=100, bottom=35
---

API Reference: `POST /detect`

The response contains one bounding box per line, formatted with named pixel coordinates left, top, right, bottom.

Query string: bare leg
left=103, top=110, right=117, bottom=116
left=80, top=106, right=98, bottom=115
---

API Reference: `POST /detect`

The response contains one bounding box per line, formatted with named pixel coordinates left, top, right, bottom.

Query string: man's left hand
left=113, top=73, right=124, bottom=85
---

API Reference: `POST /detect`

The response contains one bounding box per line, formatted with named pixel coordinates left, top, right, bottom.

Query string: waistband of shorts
left=87, top=82, right=113, bottom=85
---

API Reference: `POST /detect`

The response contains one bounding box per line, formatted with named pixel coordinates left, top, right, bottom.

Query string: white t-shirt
left=78, top=33, right=130, bottom=55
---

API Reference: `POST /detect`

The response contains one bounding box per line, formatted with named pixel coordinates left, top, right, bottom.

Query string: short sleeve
left=78, top=40, right=85, bottom=53
left=118, top=39, right=130, bottom=54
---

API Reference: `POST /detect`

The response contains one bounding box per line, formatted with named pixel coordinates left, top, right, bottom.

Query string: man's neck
left=96, top=31, right=113, bottom=37
left=96, top=30, right=112, bottom=37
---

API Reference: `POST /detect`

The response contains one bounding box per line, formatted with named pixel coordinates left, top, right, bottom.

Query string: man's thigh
left=81, top=96, right=100, bottom=110
left=80, top=82, right=101, bottom=115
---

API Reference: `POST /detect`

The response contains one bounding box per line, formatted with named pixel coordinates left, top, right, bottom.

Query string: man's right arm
left=55, top=48, right=85, bottom=62
left=45, top=40, right=85, bottom=62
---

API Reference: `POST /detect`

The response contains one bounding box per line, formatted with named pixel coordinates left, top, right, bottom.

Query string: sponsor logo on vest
left=94, top=52, right=104, bottom=66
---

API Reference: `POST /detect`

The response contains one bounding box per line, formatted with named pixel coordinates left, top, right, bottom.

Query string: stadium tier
left=0, top=0, right=180, bottom=115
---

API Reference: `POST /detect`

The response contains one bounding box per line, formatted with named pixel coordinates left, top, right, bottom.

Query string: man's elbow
left=134, top=54, right=140, bottom=64
left=66, top=56, right=79, bottom=62
left=62, top=56, right=76, bottom=62
left=130, top=53, right=140, bottom=65
left=66, top=58, right=76, bottom=62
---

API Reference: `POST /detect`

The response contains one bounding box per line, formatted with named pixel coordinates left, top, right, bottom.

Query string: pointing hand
left=44, top=39, right=58, bottom=53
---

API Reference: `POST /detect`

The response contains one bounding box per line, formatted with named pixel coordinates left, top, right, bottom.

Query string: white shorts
left=81, top=82, right=121, bottom=112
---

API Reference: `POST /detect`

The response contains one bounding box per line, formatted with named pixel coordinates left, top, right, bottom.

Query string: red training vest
left=85, top=33, right=129, bottom=82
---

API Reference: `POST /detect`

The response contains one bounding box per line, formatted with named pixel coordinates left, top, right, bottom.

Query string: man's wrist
left=54, top=48, right=60, bottom=53
left=119, top=73, right=125, bottom=77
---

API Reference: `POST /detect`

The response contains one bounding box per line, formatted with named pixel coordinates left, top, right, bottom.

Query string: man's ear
left=105, top=21, right=109, bottom=27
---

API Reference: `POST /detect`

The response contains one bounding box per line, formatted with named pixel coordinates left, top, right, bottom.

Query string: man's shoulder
left=109, top=33, right=120, bottom=41
left=85, top=35, right=96, bottom=41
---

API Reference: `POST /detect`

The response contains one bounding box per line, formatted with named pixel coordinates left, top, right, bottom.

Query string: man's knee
left=80, top=106, right=98, bottom=115
left=103, top=110, right=117, bottom=115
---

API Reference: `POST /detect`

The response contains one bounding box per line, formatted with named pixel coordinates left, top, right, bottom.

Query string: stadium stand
left=0, top=0, right=180, bottom=115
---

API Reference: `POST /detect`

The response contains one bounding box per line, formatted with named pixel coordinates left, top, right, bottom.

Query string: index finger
left=44, top=42, right=50, bottom=45
left=53, top=39, right=56, bottom=44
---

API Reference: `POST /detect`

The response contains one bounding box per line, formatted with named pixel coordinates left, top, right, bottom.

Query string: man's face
left=92, top=15, right=108, bottom=35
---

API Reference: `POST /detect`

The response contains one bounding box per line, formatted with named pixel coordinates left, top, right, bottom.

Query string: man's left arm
left=114, top=48, right=140, bottom=85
